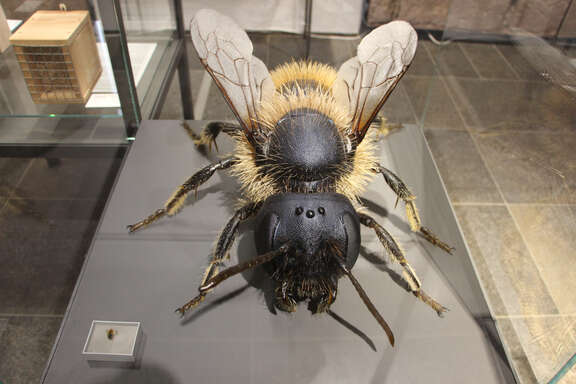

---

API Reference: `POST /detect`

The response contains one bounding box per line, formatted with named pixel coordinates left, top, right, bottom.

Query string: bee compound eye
left=318, top=207, right=325, bottom=215
left=306, top=210, right=315, bottom=218
left=295, top=207, right=304, bottom=215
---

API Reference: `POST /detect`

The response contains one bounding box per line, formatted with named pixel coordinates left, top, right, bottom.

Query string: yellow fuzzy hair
left=166, top=187, right=188, bottom=215
left=230, top=130, right=379, bottom=205
left=270, top=61, right=338, bottom=91
left=229, top=134, right=278, bottom=203
left=258, top=87, right=350, bottom=135
left=335, top=129, right=379, bottom=204
left=230, top=86, right=380, bottom=205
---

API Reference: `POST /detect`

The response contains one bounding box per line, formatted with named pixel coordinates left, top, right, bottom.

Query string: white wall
left=119, top=0, right=363, bottom=35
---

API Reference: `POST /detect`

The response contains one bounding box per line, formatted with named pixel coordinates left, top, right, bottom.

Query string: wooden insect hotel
left=9, top=10, right=101, bottom=104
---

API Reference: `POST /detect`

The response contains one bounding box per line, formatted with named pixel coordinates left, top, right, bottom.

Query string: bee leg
left=372, top=164, right=454, bottom=254
left=127, top=156, right=237, bottom=233
left=358, top=213, right=448, bottom=317
left=372, top=115, right=403, bottom=138
left=308, top=286, right=337, bottom=314
left=274, top=284, right=297, bottom=313
left=174, top=202, right=261, bottom=314
left=181, top=121, right=240, bottom=152
left=175, top=243, right=292, bottom=316
left=214, top=202, right=262, bottom=263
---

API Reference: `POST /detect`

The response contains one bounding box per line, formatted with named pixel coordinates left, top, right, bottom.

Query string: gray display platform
left=42, top=120, right=515, bottom=383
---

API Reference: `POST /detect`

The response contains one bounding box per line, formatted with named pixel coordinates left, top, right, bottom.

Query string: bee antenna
left=332, top=250, right=395, bottom=346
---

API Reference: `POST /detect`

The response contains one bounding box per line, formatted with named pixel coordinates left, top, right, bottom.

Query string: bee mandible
left=127, top=9, right=453, bottom=346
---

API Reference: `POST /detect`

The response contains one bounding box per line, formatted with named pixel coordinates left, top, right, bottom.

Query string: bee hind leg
left=358, top=212, right=448, bottom=316
left=372, top=163, right=454, bottom=254
left=126, top=156, right=237, bottom=233
left=181, top=121, right=240, bottom=152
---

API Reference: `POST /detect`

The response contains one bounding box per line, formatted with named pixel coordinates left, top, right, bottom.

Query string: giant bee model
left=128, top=9, right=453, bottom=346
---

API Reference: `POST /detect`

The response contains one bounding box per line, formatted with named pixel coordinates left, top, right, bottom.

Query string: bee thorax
left=267, top=108, right=346, bottom=182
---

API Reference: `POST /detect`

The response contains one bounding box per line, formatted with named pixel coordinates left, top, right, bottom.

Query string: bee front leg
left=274, top=283, right=297, bottom=313
left=127, top=156, right=237, bottom=233
left=176, top=243, right=292, bottom=316
left=181, top=121, right=240, bottom=152
left=174, top=202, right=261, bottom=314
left=372, top=163, right=453, bottom=254
left=358, top=213, right=448, bottom=316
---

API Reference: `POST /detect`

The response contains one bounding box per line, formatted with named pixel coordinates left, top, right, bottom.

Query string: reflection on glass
left=418, top=1, right=576, bottom=383
left=118, top=0, right=178, bottom=115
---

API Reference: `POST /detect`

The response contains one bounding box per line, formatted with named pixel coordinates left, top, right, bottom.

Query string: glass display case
left=0, top=1, right=574, bottom=383
left=414, top=2, right=576, bottom=384
left=0, top=0, right=191, bottom=144
left=0, top=1, right=191, bottom=382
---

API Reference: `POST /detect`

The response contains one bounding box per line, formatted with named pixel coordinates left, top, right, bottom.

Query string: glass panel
left=419, top=1, right=576, bottom=383
left=0, top=0, right=129, bottom=144
left=0, top=1, right=158, bottom=381
left=119, top=0, right=179, bottom=118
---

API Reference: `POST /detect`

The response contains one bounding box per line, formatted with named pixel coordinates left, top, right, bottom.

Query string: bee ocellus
left=127, top=9, right=454, bottom=347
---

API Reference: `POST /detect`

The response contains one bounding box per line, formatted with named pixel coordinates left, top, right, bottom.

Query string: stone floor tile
left=185, top=39, right=205, bottom=71
left=508, top=205, right=576, bottom=314
left=248, top=32, right=269, bottom=65
left=268, top=34, right=306, bottom=69
left=203, top=78, right=237, bottom=121
left=475, top=132, right=576, bottom=204
left=0, top=158, right=31, bottom=198
left=159, top=70, right=204, bottom=120
left=497, top=316, right=576, bottom=384
left=0, top=318, right=7, bottom=337
left=406, top=41, right=439, bottom=77
left=460, top=43, right=517, bottom=79
left=379, top=83, right=417, bottom=125
left=563, top=45, right=576, bottom=58
left=453, top=205, right=559, bottom=316
left=510, top=355, right=538, bottom=384
left=495, top=45, right=547, bottom=82
left=496, top=318, right=538, bottom=384
left=458, top=223, right=509, bottom=316
left=308, top=37, right=356, bottom=68
left=425, top=131, right=502, bottom=203
left=559, top=368, right=576, bottom=383
left=0, top=316, right=62, bottom=384
left=0, top=199, right=101, bottom=314
left=425, top=42, right=479, bottom=78
left=158, top=75, right=184, bottom=120
left=446, top=78, right=576, bottom=132
left=17, top=157, right=122, bottom=200
left=403, top=77, right=466, bottom=130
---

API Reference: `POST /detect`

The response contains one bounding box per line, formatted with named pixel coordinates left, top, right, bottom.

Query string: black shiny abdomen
left=254, top=193, right=360, bottom=271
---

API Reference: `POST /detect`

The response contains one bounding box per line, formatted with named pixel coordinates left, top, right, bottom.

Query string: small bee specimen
left=128, top=9, right=453, bottom=346
left=106, top=328, right=117, bottom=340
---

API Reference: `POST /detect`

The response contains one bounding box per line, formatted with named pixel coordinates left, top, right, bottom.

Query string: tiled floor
left=417, top=42, right=576, bottom=384
left=0, top=154, right=122, bottom=383
left=0, top=31, right=574, bottom=383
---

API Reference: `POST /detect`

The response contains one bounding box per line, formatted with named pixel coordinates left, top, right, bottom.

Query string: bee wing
left=333, top=21, right=417, bottom=142
left=190, top=9, right=274, bottom=142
